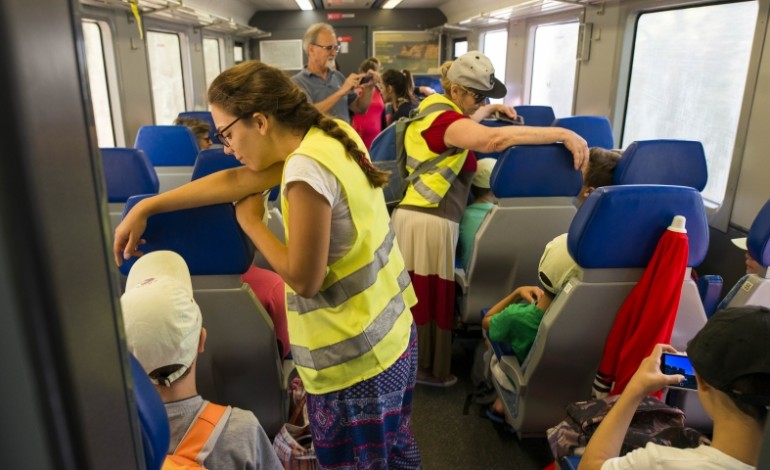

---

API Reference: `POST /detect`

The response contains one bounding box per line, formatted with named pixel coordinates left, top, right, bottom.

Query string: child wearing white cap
left=121, top=250, right=281, bottom=470
left=481, top=148, right=620, bottom=422
left=458, top=158, right=498, bottom=270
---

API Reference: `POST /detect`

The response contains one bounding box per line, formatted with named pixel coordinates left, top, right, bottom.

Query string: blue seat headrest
left=748, top=198, right=770, bottom=266
left=614, top=140, right=708, bottom=191
left=135, top=126, right=199, bottom=166
left=177, top=111, right=217, bottom=143
left=130, top=354, right=169, bottom=470
left=568, top=185, right=709, bottom=268
left=191, top=148, right=243, bottom=181
left=490, top=144, right=583, bottom=198
left=118, top=194, right=254, bottom=276
left=513, top=105, right=556, bottom=127
left=412, top=74, right=443, bottom=95
left=552, top=116, right=614, bottom=149
left=101, top=148, right=159, bottom=202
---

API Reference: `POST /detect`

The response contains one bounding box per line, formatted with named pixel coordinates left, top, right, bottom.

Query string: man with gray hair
left=291, top=22, right=375, bottom=123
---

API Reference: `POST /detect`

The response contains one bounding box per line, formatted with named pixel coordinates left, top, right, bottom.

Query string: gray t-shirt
left=165, top=395, right=282, bottom=470
left=291, top=68, right=357, bottom=123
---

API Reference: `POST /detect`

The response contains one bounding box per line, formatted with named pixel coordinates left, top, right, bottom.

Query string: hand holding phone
left=359, top=75, right=373, bottom=85
left=660, top=353, right=697, bottom=390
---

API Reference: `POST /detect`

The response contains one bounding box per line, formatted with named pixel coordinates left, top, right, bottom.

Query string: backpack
left=162, top=401, right=232, bottom=470
left=370, top=102, right=458, bottom=207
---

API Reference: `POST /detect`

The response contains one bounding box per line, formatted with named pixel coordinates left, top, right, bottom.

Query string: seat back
left=119, top=195, right=285, bottom=437
left=130, top=353, right=169, bottom=470
left=177, top=111, right=217, bottom=143
left=697, top=275, right=724, bottom=318
left=514, top=105, right=555, bottom=127
left=496, top=185, right=708, bottom=437
left=135, top=125, right=199, bottom=192
left=552, top=116, right=614, bottom=149
left=412, top=73, right=443, bottom=97
left=190, top=148, right=243, bottom=181
left=459, top=144, right=582, bottom=325
left=723, top=197, right=770, bottom=309
left=101, top=148, right=159, bottom=232
left=614, top=140, right=708, bottom=191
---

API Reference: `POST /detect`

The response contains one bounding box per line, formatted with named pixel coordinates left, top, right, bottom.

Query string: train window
left=234, top=43, right=245, bottom=63
left=530, top=22, right=579, bottom=118
left=82, top=21, right=116, bottom=147
left=623, top=1, right=758, bottom=206
left=147, top=31, right=186, bottom=125
left=481, top=30, right=507, bottom=104
left=203, top=37, right=222, bottom=90
left=453, top=38, right=468, bottom=59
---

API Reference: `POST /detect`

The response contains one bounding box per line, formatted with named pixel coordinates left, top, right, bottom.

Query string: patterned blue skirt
left=306, top=322, right=421, bottom=469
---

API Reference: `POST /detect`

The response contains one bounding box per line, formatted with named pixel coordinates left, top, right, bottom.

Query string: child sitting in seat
left=481, top=147, right=620, bottom=422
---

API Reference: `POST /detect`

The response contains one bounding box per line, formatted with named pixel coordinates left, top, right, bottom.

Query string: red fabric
left=352, top=88, right=385, bottom=149
left=598, top=230, right=689, bottom=395
left=242, top=266, right=290, bottom=359
left=420, top=111, right=477, bottom=170
left=408, top=271, right=455, bottom=330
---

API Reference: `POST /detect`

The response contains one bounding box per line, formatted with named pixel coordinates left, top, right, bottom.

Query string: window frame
left=615, top=0, right=762, bottom=229
left=142, top=19, right=194, bottom=123
left=80, top=17, right=125, bottom=147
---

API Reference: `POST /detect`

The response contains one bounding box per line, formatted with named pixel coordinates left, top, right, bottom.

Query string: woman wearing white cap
left=391, top=50, right=589, bottom=387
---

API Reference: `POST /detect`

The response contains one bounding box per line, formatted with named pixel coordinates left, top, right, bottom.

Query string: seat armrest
left=499, top=355, right=527, bottom=394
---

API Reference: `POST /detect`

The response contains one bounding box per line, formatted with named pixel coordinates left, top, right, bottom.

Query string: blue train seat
left=119, top=195, right=286, bottom=437
left=412, top=74, right=443, bottom=97
left=134, top=125, right=200, bottom=192
left=514, top=105, right=556, bottom=127
left=457, top=144, right=582, bottom=325
left=177, top=110, right=217, bottom=143
left=101, top=148, right=159, bottom=232
left=721, top=197, right=770, bottom=309
left=492, top=185, right=709, bottom=437
left=552, top=115, right=614, bottom=149
left=130, top=353, right=169, bottom=470
left=614, top=140, right=708, bottom=191
left=190, top=147, right=242, bottom=181
left=697, top=274, right=724, bottom=318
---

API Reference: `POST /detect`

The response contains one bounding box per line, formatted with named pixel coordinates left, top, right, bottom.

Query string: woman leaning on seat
left=391, top=50, right=589, bottom=387
left=114, top=60, right=422, bottom=469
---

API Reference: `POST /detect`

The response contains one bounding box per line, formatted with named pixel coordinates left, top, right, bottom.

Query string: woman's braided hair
left=207, top=60, right=389, bottom=187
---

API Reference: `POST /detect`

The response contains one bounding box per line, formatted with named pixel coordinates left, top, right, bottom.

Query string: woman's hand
left=235, top=192, right=267, bottom=230
left=560, top=130, right=589, bottom=171
left=113, top=202, right=149, bottom=266
left=471, top=103, right=518, bottom=122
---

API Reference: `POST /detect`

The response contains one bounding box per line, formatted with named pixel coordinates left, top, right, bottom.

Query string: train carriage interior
left=3, top=0, right=770, bottom=468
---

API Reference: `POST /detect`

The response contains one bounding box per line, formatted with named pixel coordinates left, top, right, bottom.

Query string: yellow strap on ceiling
left=130, top=0, right=143, bottom=40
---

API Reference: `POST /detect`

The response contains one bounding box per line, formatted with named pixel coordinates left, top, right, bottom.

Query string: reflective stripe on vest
left=290, top=268, right=411, bottom=370
left=287, top=228, right=397, bottom=315
left=402, top=94, right=469, bottom=207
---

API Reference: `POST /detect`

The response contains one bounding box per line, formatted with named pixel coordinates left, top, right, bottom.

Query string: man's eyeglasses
left=215, top=115, right=244, bottom=148
left=312, top=43, right=341, bottom=53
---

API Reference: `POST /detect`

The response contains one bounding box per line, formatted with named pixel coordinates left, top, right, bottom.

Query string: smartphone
left=359, top=75, right=373, bottom=85
left=660, top=353, right=697, bottom=391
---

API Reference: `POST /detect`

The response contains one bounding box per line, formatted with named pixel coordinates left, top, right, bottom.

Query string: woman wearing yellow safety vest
left=114, top=60, right=421, bottom=469
left=391, top=51, right=589, bottom=387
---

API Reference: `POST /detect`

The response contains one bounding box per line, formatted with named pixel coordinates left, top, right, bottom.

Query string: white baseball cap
left=472, top=158, right=497, bottom=189
left=121, top=250, right=202, bottom=387
left=538, top=233, right=583, bottom=295
left=731, top=237, right=747, bottom=250
left=447, top=51, right=507, bottom=99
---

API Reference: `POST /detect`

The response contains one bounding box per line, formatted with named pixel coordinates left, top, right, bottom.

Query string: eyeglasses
left=215, top=115, right=244, bottom=147
left=463, top=87, right=487, bottom=104
left=311, top=43, right=341, bottom=53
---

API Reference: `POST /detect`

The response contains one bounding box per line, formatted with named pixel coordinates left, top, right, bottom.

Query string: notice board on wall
left=373, top=31, right=441, bottom=73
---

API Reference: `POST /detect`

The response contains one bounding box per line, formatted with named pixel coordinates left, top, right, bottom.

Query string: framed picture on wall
left=373, top=31, right=441, bottom=74
left=259, top=39, right=303, bottom=71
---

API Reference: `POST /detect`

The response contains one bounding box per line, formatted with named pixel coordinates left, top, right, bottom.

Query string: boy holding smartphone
left=580, top=305, right=770, bottom=470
